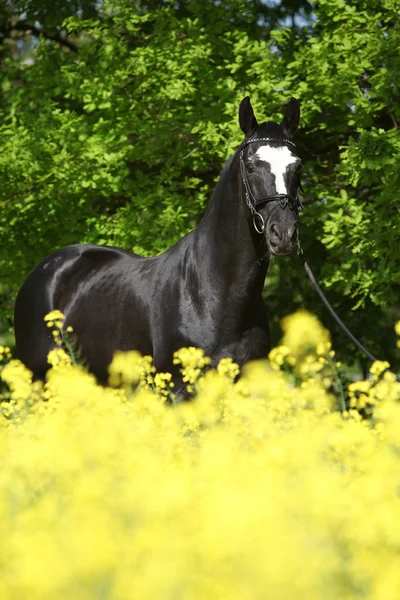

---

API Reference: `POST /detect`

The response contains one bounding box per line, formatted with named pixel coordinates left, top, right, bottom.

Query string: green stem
left=60, top=329, right=79, bottom=366
left=328, top=355, right=346, bottom=413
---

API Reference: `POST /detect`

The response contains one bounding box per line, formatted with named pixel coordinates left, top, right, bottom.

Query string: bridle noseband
left=239, top=137, right=303, bottom=234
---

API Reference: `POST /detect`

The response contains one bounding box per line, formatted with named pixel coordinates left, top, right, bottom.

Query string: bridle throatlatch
left=239, top=137, right=303, bottom=234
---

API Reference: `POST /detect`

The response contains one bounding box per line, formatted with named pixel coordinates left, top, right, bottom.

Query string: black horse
left=14, top=97, right=302, bottom=393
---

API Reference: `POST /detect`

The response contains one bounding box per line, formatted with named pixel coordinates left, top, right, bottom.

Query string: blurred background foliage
left=0, top=0, right=399, bottom=373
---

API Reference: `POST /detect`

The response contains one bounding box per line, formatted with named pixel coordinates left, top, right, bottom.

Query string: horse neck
left=192, top=153, right=269, bottom=295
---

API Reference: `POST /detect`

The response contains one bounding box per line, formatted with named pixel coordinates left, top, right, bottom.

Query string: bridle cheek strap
left=239, top=137, right=303, bottom=234
left=239, top=154, right=267, bottom=234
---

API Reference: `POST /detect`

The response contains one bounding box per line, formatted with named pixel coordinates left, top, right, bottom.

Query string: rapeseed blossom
left=173, top=346, right=211, bottom=393
left=281, top=308, right=330, bottom=356
left=0, top=310, right=400, bottom=599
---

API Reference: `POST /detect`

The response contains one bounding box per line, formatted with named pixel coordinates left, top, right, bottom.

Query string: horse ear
left=281, top=97, right=300, bottom=137
left=239, top=97, right=258, bottom=136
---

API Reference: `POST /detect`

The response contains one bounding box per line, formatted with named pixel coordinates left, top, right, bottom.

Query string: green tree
left=0, top=0, right=399, bottom=372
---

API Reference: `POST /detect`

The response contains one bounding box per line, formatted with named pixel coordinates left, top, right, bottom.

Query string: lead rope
left=298, top=244, right=400, bottom=383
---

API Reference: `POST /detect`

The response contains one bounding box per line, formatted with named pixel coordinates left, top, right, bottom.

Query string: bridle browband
left=239, top=137, right=303, bottom=234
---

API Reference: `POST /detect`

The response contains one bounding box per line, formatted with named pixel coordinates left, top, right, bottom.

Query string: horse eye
left=246, top=163, right=255, bottom=173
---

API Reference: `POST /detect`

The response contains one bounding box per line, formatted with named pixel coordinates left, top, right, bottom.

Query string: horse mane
left=219, top=138, right=249, bottom=178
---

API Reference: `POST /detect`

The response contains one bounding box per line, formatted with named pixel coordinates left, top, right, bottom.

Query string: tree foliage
left=0, top=0, right=399, bottom=370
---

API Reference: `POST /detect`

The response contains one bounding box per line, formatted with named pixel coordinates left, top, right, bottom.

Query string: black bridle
left=239, top=137, right=303, bottom=234
left=240, top=140, right=400, bottom=384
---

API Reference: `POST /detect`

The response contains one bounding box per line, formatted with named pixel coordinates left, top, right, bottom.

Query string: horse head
left=239, top=96, right=302, bottom=256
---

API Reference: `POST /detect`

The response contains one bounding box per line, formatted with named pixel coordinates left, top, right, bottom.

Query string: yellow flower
left=217, top=357, right=240, bottom=381
left=2, top=312, right=400, bottom=599
left=348, top=380, right=371, bottom=396
left=173, top=347, right=211, bottom=392
left=316, top=341, right=331, bottom=356
left=1, top=359, right=33, bottom=402
left=108, top=350, right=143, bottom=386
left=0, top=345, right=12, bottom=361
left=395, top=321, right=400, bottom=348
left=268, top=345, right=293, bottom=371
left=47, top=348, right=72, bottom=368
left=281, top=309, right=330, bottom=357
left=369, top=360, right=390, bottom=379
left=44, top=310, right=66, bottom=329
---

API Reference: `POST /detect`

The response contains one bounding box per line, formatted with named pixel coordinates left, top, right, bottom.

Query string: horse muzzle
left=266, top=222, right=298, bottom=256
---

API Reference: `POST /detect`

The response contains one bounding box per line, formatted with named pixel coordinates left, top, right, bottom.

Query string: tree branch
left=1, top=20, right=78, bottom=53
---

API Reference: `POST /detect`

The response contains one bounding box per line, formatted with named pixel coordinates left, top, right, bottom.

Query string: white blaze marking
left=255, top=145, right=297, bottom=194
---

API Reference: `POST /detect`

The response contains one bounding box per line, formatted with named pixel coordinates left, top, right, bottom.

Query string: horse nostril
left=269, top=223, right=282, bottom=242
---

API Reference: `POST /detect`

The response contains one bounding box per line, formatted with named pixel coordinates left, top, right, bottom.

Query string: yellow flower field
left=1, top=311, right=400, bottom=599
